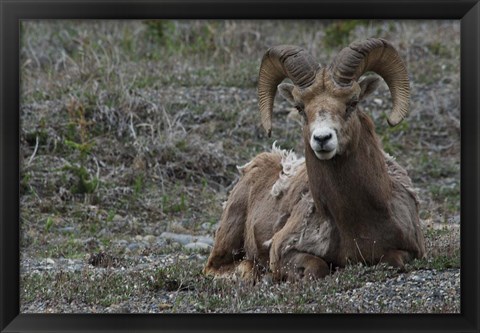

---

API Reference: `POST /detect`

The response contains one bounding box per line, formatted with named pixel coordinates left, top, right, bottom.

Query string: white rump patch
left=270, top=142, right=305, bottom=197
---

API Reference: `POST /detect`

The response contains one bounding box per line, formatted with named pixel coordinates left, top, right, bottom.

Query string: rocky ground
left=19, top=20, right=460, bottom=313
left=20, top=228, right=460, bottom=313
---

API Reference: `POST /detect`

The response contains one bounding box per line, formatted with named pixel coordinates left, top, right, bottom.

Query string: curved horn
left=329, top=38, right=410, bottom=127
left=258, top=45, right=320, bottom=136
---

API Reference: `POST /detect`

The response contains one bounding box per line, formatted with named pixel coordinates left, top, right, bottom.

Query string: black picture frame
left=1, top=1, right=478, bottom=332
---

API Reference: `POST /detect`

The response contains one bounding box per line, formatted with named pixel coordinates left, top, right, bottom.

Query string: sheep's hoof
left=203, top=262, right=236, bottom=277
left=204, top=260, right=256, bottom=283
left=234, top=259, right=255, bottom=281
left=280, top=253, right=330, bottom=282
left=382, top=249, right=411, bottom=270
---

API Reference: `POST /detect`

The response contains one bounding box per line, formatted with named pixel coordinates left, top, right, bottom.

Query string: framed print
left=1, top=1, right=479, bottom=332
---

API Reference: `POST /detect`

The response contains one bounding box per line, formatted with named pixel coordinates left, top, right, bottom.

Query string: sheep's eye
left=295, top=104, right=305, bottom=117
left=346, top=100, right=358, bottom=113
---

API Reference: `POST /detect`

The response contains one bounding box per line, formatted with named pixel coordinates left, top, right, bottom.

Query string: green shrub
left=144, top=20, right=176, bottom=46
left=143, top=20, right=217, bottom=56
left=324, top=20, right=363, bottom=48
left=62, top=99, right=99, bottom=195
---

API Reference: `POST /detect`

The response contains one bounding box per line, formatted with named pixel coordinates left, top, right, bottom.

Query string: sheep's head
left=258, top=38, right=410, bottom=160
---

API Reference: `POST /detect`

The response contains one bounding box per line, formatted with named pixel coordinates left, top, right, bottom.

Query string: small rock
left=373, top=98, right=383, bottom=106
left=410, top=275, right=423, bottom=282
left=112, top=214, right=124, bottom=222
left=117, top=239, right=129, bottom=246
left=57, top=226, right=77, bottom=234
left=107, top=304, right=130, bottom=313
left=160, top=232, right=192, bottom=245
left=127, top=243, right=140, bottom=251
left=449, top=214, right=460, bottom=224
left=158, top=303, right=173, bottom=310
left=45, top=258, right=55, bottom=265
left=184, top=242, right=211, bottom=250
left=143, top=235, right=156, bottom=243
left=72, top=264, right=83, bottom=272
left=201, top=222, right=215, bottom=231
left=97, top=228, right=109, bottom=237
left=160, top=232, right=214, bottom=246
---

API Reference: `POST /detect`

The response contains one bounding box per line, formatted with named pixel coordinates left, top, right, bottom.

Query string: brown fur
left=204, top=68, right=425, bottom=282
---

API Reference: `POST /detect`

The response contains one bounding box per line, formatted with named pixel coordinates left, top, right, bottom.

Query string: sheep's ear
left=359, top=75, right=381, bottom=100
left=278, top=83, right=296, bottom=105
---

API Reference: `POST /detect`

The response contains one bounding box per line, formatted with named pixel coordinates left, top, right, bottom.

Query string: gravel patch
left=20, top=250, right=460, bottom=314
left=330, top=269, right=460, bottom=313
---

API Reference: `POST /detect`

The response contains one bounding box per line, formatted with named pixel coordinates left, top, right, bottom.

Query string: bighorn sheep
left=204, top=38, right=425, bottom=282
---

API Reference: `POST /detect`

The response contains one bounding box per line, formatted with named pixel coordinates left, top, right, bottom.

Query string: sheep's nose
left=313, top=133, right=332, bottom=146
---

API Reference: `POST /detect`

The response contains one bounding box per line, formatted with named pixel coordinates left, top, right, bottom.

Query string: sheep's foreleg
left=204, top=181, right=249, bottom=277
